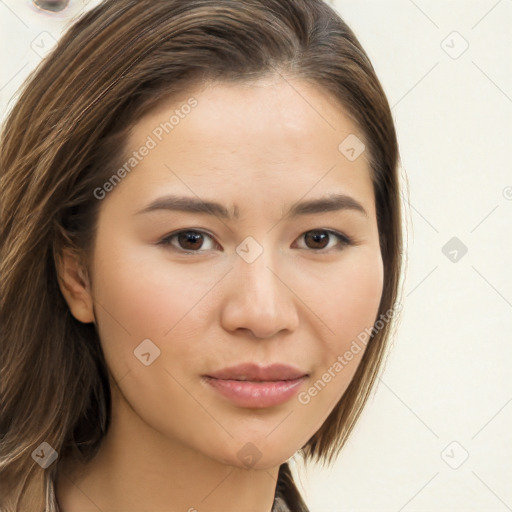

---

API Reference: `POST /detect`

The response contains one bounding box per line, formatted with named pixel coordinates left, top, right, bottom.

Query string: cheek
left=298, top=245, right=383, bottom=333
left=336, top=253, right=383, bottom=356
left=336, top=250, right=384, bottom=337
left=292, top=250, right=383, bottom=428
left=298, top=247, right=384, bottom=378
left=89, top=239, right=220, bottom=379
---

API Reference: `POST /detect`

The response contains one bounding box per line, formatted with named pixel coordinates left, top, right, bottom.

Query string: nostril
left=32, top=0, right=69, bottom=12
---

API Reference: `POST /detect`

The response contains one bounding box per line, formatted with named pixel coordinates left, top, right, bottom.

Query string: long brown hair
left=0, top=1, right=403, bottom=510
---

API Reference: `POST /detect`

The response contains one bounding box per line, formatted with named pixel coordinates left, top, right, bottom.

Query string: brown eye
left=159, top=230, right=217, bottom=252
left=304, top=230, right=330, bottom=249
left=177, top=231, right=204, bottom=250
left=297, top=229, right=352, bottom=251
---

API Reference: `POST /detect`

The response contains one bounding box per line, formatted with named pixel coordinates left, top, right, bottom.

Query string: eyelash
left=158, top=228, right=353, bottom=254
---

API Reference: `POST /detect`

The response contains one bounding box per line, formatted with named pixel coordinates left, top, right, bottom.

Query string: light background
left=1, top=1, right=511, bottom=511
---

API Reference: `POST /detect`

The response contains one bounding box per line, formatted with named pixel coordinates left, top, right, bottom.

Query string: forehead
left=117, top=76, right=374, bottom=216
left=129, top=75, right=362, bottom=154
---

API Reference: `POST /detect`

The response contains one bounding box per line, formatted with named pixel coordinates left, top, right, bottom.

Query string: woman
left=0, top=0, right=403, bottom=510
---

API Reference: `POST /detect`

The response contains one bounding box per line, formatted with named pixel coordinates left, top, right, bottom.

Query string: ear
left=55, top=248, right=95, bottom=324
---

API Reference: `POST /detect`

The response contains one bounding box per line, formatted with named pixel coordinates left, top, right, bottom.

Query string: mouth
left=202, top=363, right=309, bottom=408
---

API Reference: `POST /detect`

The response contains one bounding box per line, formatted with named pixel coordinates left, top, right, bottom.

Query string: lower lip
left=203, top=376, right=307, bottom=408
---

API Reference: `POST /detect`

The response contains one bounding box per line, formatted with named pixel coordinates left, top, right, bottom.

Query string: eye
left=294, top=229, right=353, bottom=251
left=158, top=228, right=352, bottom=254
left=158, top=230, right=219, bottom=253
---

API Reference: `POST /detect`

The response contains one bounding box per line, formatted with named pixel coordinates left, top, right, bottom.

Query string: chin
left=216, top=438, right=299, bottom=471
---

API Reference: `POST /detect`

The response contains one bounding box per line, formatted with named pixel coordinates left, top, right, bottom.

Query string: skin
left=55, top=74, right=384, bottom=512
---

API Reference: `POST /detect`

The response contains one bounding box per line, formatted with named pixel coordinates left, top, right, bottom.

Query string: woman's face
left=87, top=76, right=383, bottom=469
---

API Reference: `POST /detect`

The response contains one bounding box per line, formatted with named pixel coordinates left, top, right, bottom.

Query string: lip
left=203, top=363, right=309, bottom=408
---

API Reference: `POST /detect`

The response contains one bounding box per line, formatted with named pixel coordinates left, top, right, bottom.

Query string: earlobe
left=55, top=248, right=95, bottom=324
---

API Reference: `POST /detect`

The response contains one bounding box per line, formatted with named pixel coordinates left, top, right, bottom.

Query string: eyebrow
left=134, top=193, right=368, bottom=219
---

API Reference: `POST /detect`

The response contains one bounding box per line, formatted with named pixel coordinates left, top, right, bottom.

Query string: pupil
left=179, top=232, right=202, bottom=249
left=306, top=230, right=328, bottom=249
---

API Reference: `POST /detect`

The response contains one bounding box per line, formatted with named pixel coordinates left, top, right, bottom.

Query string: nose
left=220, top=248, right=299, bottom=339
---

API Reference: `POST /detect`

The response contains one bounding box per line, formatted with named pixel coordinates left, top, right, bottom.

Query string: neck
left=56, top=382, right=279, bottom=512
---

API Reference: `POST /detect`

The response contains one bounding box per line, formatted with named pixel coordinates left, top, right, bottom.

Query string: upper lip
left=205, top=363, right=308, bottom=381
